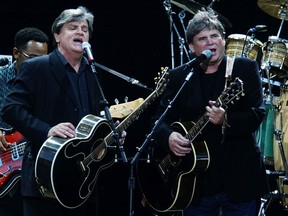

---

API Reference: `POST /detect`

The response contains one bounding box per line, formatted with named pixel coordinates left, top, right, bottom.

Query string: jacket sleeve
left=2, top=60, right=51, bottom=145
left=225, top=59, right=266, bottom=136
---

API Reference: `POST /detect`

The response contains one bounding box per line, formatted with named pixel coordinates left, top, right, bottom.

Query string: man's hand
left=0, top=130, right=10, bottom=151
left=115, top=120, right=126, bottom=144
left=168, top=131, right=191, bottom=156
left=48, top=122, right=76, bottom=138
left=206, top=100, right=225, bottom=125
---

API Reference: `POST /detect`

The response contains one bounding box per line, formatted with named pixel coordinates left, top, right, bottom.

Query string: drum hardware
left=166, top=0, right=232, bottom=67
left=162, top=0, right=192, bottom=68
left=261, top=77, right=282, bottom=87
left=257, top=0, right=288, bottom=38
left=241, top=26, right=266, bottom=58
left=258, top=197, right=268, bottom=216
left=266, top=169, right=286, bottom=177
left=240, top=34, right=252, bottom=58
left=274, top=129, right=288, bottom=183
left=170, top=0, right=232, bottom=28
left=258, top=190, right=288, bottom=215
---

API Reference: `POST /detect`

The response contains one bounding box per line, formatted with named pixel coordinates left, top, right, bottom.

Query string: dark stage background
left=1, top=0, right=288, bottom=215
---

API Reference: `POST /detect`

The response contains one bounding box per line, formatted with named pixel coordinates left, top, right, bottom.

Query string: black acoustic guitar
left=34, top=67, right=169, bottom=209
left=137, top=77, right=244, bottom=213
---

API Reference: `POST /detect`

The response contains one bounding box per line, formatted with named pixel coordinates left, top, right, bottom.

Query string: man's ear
left=13, top=47, right=20, bottom=60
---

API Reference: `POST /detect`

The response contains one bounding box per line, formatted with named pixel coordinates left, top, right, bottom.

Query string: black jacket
left=2, top=49, right=102, bottom=197
left=152, top=56, right=270, bottom=203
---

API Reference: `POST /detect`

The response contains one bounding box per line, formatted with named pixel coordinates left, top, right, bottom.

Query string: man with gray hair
left=2, top=6, right=126, bottom=216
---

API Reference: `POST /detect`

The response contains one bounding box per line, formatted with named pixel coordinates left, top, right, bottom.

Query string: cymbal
left=171, top=0, right=232, bottom=28
left=258, top=0, right=288, bottom=20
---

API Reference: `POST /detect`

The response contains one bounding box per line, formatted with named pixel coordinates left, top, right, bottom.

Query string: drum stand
left=258, top=128, right=288, bottom=216
left=240, top=33, right=256, bottom=58
left=258, top=79, right=288, bottom=215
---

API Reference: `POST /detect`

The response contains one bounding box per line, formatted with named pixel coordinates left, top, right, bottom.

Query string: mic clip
left=128, top=78, right=154, bottom=91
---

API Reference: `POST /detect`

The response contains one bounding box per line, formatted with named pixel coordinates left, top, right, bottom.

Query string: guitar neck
left=104, top=89, right=160, bottom=145
left=185, top=92, right=232, bottom=142
left=186, top=113, right=209, bottom=142
left=103, top=66, right=168, bottom=146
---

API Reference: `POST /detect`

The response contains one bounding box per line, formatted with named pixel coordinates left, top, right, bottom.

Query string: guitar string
left=0, top=142, right=25, bottom=162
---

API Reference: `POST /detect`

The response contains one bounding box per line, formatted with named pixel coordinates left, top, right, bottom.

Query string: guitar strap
left=222, top=56, right=235, bottom=142
left=224, top=56, right=235, bottom=88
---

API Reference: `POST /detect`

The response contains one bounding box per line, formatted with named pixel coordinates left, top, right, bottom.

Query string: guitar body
left=137, top=121, right=210, bottom=212
left=0, top=131, right=26, bottom=197
left=137, top=77, right=244, bottom=213
left=35, top=67, right=170, bottom=208
left=35, top=115, right=115, bottom=209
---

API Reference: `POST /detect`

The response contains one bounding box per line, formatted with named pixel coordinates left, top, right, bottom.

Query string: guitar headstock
left=154, top=67, right=169, bottom=95
left=217, top=77, right=245, bottom=108
left=109, top=98, right=144, bottom=119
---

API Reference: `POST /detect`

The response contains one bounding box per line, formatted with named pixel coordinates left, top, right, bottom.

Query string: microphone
left=184, top=50, right=212, bottom=68
left=249, top=25, right=267, bottom=33
left=81, top=42, right=94, bottom=62
left=0, top=58, right=9, bottom=66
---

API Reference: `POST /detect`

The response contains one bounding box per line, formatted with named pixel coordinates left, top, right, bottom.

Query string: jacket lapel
left=49, top=50, right=78, bottom=107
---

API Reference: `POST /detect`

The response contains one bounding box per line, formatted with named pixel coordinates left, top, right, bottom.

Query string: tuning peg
left=114, top=98, right=119, bottom=105
left=124, top=96, right=128, bottom=103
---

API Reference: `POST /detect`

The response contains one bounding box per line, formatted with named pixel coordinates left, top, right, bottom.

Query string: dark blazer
left=153, top=56, right=270, bottom=203
left=2, top=49, right=102, bottom=196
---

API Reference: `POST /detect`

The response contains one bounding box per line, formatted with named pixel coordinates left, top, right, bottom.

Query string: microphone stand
left=89, top=61, right=128, bottom=164
left=163, top=0, right=175, bottom=68
left=128, top=67, right=196, bottom=216
left=93, top=61, right=153, bottom=91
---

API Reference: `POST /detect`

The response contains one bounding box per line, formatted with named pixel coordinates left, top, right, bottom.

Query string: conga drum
left=226, top=34, right=263, bottom=60
left=274, top=85, right=288, bottom=208
left=257, top=97, right=276, bottom=165
left=262, top=36, right=288, bottom=76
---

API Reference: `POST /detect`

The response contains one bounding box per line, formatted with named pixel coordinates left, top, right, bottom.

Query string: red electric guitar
left=0, top=130, right=26, bottom=197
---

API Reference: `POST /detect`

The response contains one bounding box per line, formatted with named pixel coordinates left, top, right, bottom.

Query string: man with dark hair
left=0, top=27, right=49, bottom=132
left=0, top=27, right=49, bottom=216
left=151, top=10, right=269, bottom=216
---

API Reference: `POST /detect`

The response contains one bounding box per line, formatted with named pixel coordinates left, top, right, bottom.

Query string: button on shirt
left=56, top=49, right=90, bottom=122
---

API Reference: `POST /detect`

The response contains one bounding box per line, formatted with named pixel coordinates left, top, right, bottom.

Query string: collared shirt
left=55, top=49, right=90, bottom=122
left=0, top=61, right=17, bottom=130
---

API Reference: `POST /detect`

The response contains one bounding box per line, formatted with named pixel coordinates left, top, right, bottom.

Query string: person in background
left=2, top=6, right=126, bottom=216
left=151, top=10, right=270, bottom=216
left=0, top=27, right=49, bottom=216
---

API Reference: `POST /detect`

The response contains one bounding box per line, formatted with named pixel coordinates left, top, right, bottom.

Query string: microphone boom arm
left=93, top=61, right=153, bottom=91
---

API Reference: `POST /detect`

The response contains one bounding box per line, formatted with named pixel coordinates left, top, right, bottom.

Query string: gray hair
left=185, top=10, right=225, bottom=44
left=51, top=6, right=94, bottom=46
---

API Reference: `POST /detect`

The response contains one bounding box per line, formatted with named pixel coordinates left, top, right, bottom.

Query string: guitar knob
left=146, top=153, right=150, bottom=163
left=114, top=153, right=118, bottom=163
